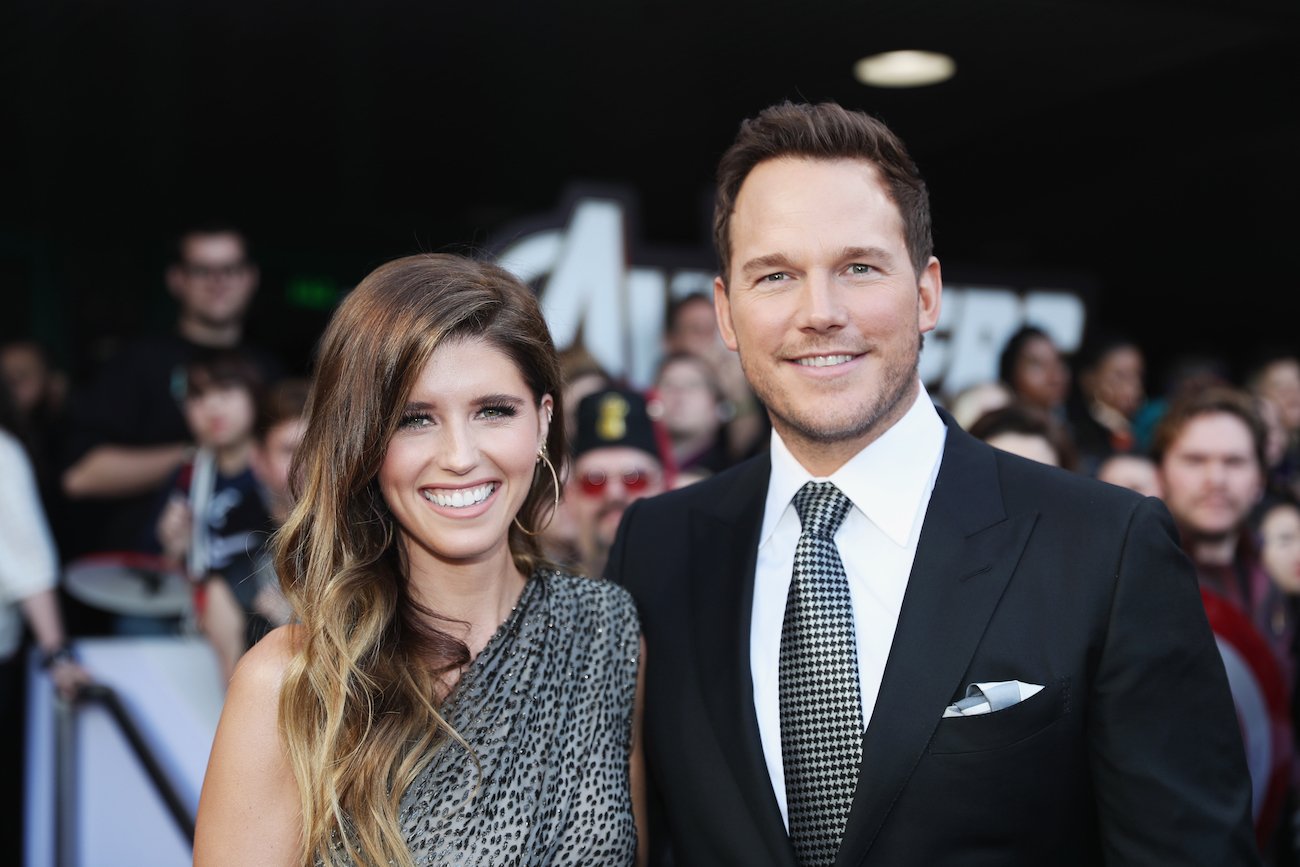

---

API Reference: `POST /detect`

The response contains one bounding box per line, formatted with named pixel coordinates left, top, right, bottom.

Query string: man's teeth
left=422, top=483, right=496, bottom=508
left=797, top=354, right=854, bottom=367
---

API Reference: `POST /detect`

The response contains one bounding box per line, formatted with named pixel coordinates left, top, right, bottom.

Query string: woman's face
left=1261, top=503, right=1300, bottom=595
left=1011, top=336, right=1070, bottom=411
left=379, top=336, right=551, bottom=574
left=1089, top=346, right=1145, bottom=418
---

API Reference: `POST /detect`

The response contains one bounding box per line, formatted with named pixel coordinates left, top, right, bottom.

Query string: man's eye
left=762, top=272, right=788, bottom=283
left=849, top=263, right=873, bottom=275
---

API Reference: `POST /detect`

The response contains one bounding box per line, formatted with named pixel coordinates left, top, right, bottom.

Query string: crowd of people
left=1, top=99, right=1297, bottom=865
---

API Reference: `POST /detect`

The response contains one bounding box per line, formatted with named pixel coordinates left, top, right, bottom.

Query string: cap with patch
left=572, top=386, right=662, bottom=462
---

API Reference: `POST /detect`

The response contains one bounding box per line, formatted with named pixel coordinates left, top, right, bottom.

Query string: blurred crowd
left=2, top=222, right=1300, bottom=860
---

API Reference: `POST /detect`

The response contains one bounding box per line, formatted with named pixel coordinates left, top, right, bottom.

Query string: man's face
left=569, top=446, right=664, bottom=566
left=667, top=297, right=724, bottom=358
left=714, top=157, right=940, bottom=474
left=1159, top=413, right=1263, bottom=541
left=167, top=233, right=258, bottom=329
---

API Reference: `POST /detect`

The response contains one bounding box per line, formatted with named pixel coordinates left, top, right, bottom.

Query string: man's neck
left=178, top=315, right=241, bottom=348
left=214, top=440, right=253, bottom=477
left=1188, top=531, right=1239, bottom=567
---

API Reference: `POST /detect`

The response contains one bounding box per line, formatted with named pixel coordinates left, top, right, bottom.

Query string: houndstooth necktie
left=779, top=481, right=863, bottom=867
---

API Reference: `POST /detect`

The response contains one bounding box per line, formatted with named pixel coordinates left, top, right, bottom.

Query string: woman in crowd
left=997, top=325, right=1071, bottom=419
left=1067, top=333, right=1146, bottom=475
left=195, top=254, right=645, bottom=866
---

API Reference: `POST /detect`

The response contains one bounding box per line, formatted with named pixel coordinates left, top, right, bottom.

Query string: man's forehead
left=181, top=232, right=246, bottom=263
left=1171, top=413, right=1256, bottom=454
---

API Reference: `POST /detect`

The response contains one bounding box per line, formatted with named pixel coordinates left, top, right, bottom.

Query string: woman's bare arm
left=194, top=624, right=302, bottom=866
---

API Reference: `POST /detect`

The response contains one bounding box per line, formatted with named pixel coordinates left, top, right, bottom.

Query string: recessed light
left=854, top=50, right=956, bottom=88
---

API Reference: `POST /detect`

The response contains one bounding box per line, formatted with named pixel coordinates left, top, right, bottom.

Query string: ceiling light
left=854, top=50, right=956, bottom=88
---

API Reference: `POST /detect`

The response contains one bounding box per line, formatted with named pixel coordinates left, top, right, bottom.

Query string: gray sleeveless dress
left=394, top=569, right=640, bottom=866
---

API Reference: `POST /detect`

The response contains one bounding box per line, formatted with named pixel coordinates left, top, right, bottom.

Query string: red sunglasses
left=578, top=468, right=656, bottom=497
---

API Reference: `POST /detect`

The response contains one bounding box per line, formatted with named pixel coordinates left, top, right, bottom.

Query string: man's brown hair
left=1151, top=385, right=1268, bottom=471
left=713, top=101, right=932, bottom=284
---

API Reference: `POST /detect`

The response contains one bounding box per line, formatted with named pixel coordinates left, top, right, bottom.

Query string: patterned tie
left=779, top=481, right=863, bottom=866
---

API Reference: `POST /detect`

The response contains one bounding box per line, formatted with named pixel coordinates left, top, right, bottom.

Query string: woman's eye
left=398, top=413, right=431, bottom=429
left=479, top=404, right=519, bottom=420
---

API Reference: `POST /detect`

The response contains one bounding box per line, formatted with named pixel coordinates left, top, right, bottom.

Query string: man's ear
left=917, top=256, right=943, bottom=334
left=713, top=276, right=739, bottom=352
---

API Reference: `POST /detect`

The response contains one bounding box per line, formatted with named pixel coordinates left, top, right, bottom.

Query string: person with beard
left=607, top=100, right=1254, bottom=866
left=568, top=386, right=668, bottom=580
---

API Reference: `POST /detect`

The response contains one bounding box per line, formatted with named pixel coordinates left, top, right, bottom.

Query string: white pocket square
left=942, top=680, right=1044, bottom=718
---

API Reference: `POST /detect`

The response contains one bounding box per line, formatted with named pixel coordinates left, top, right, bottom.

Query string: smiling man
left=607, top=101, right=1257, bottom=866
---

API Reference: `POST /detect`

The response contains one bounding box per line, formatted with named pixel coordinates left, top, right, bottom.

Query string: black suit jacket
left=608, top=413, right=1259, bottom=866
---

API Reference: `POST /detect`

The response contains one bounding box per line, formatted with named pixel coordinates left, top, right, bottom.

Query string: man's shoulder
left=635, top=454, right=769, bottom=520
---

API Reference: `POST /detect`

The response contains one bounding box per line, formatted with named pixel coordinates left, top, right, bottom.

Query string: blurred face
left=655, top=357, right=720, bottom=440
left=1261, top=504, right=1300, bottom=594
left=167, top=233, right=258, bottom=329
left=0, top=344, right=48, bottom=414
left=1159, top=413, right=1263, bottom=540
left=1257, top=397, right=1288, bottom=469
left=1011, top=336, right=1070, bottom=411
left=715, top=157, right=941, bottom=475
left=570, top=446, right=664, bottom=562
left=984, top=432, right=1059, bottom=467
left=667, top=297, right=724, bottom=358
left=1096, top=455, right=1163, bottom=499
left=1088, top=346, right=1144, bottom=418
left=379, top=337, right=551, bottom=571
left=184, top=384, right=256, bottom=450
left=252, top=418, right=307, bottom=503
left=1257, top=359, right=1300, bottom=435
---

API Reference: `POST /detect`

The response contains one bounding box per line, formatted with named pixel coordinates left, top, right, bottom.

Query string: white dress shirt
left=751, top=385, right=947, bottom=826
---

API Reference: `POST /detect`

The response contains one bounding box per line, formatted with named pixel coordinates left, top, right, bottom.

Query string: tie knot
left=792, top=481, right=851, bottom=539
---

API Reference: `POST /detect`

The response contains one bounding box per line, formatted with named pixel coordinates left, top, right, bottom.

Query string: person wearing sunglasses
left=569, top=386, right=667, bottom=580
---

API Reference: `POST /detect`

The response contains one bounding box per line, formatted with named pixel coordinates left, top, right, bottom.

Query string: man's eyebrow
left=839, top=245, right=897, bottom=265
left=739, top=253, right=796, bottom=276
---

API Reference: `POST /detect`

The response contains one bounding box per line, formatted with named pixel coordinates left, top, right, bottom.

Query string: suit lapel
left=688, top=454, right=798, bottom=867
left=837, top=417, right=1038, bottom=866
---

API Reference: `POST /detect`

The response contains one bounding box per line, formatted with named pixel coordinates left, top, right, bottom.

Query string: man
left=568, top=385, right=667, bottom=579
left=60, top=223, right=281, bottom=560
left=607, top=102, right=1255, bottom=865
left=1153, top=387, right=1288, bottom=673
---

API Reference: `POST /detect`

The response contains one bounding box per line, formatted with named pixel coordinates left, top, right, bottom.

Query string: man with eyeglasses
left=60, top=223, right=282, bottom=568
left=568, top=386, right=667, bottom=580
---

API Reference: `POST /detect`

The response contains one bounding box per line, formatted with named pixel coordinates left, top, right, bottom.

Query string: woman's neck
left=405, top=549, right=527, bottom=659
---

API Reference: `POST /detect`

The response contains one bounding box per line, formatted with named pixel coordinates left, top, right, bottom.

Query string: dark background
left=3, top=0, right=1297, bottom=388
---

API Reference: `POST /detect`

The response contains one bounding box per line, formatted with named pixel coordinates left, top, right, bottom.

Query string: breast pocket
left=926, top=677, right=1070, bottom=755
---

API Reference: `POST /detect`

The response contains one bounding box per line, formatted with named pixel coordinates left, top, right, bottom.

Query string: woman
left=195, top=255, right=646, bottom=866
left=997, top=325, right=1071, bottom=417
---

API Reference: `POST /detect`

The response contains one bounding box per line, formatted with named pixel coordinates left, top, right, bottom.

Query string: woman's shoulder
left=536, top=568, right=639, bottom=634
left=227, top=624, right=302, bottom=700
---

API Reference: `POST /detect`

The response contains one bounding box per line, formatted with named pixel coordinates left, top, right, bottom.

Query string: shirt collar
left=762, top=384, right=947, bottom=547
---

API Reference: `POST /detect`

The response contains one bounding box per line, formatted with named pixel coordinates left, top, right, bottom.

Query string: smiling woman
left=192, top=254, right=646, bottom=867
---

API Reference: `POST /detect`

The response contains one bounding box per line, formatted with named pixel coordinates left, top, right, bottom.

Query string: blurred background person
left=1095, top=453, right=1164, bottom=499
left=60, top=223, right=281, bottom=566
left=568, top=385, right=667, bottom=579
left=943, top=378, right=1012, bottom=431
left=0, top=337, right=72, bottom=550
left=197, top=376, right=309, bottom=684
left=663, top=292, right=767, bottom=464
left=1068, top=332, right=1146, bottom=476
left=966, top=401, right=1078, bottom=470
left=153, top=350, right=271, bottom=662
left=1247, top=350, right=1300, bottom=503
left=1131, top=352, right=1231, bottom=454
left=997, top=324, right=1071, bottom=420
left=538, top=346, right=614, bottom=569
left=651, top=351, right=731, bottom=479
left=0, top=378, right=91, bottom=866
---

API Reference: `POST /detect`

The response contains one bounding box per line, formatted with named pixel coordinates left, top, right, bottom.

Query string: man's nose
left=798, top=272, right=848, bottom=331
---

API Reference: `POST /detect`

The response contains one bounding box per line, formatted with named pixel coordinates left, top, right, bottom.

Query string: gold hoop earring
left=513, top=446, right=561, bottom=537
